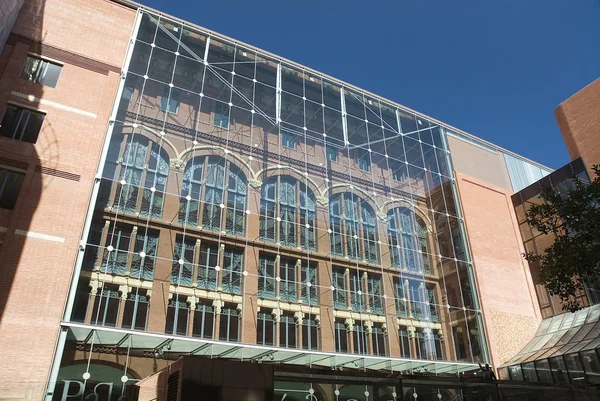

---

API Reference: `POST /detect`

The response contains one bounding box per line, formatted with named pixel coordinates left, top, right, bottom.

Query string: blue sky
left=138, top=0, right=600, bottom=169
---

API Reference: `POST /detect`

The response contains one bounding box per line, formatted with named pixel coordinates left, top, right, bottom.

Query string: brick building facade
left=1, top=0, right=594, bottom=400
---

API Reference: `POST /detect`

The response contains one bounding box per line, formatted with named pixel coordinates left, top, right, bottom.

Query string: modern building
left=0, top=0, right=596, bottom=400
left=497, top=78, right=600, bottom=385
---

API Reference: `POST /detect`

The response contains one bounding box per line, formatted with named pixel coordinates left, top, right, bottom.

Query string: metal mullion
left=108, top=135, right=130, bottom=207
left=283, top=315, right=288, bottom=348
left=110, top=230, right=124, bottom=273
left=95, top=220, right=111, bottom=270
left=222, top=309, right=230, bottom=341
left=295, top=181, right=301, bottom=248
left=340, top=268, right=349, bottom=309
left=172, top=296, right=180, bottom=335
left=340, top=87, right=348, bottom=146
left=199, top=304, right=207, bottom=338
left=217, top=244, right=226, bottom=291
left=439, top=130, right=490, bottom=363
left=197, top=156, right=210, bottom=227
left=275, top=176, right=281, bottom=244
left=276, top=63, right=282, bottom=124
left=362, top=272, right=370, bottom=313
left=220, top=160, right=232, bottom=231
left=124, top=226, right=137, bottom=276
left=16, top=111, right=30, bottom=141
left=296, top=259, right=303, bottom=303
left=271, top=257, right=277, bottom=297
left=0, top=174, right=8, bottom=197
left=259, top=313, right=265, bottom=344
left=340, top=194, right=349, bottom=258
left=101, top=287, right=114, bottom=326
left=124, top=292, right=136, bottom=330
left=144, top=159, right=161, bottom=219
left=357, top=200, right=366, bottom=262
left=34, top=60, right=47, bottom=83
left=192, top=239, right=201, bottom=287
left=412, top=133, right=436, bottom=277
left=136, top=230, right=150, bottom=279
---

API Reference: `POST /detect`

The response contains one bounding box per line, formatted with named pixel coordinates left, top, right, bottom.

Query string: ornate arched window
left=259, top=176, right=316, bottom=250
left=329, top=193, right=378, bottom=263
left=109, top=135, right=169, bottom=218
left=387, top=208, right=431, bottom=273
left=179, top=156, right=247, bottom=236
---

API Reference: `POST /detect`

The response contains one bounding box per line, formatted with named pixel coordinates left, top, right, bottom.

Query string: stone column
left=345, top=318, right=355, bottom=353
left=294, top=311, right=304, bottom=349
left=364, top=320, right=374, bottom=355
left=117, top=284, right=130, bottom=327
left=212, top=300, right=224, bottom=340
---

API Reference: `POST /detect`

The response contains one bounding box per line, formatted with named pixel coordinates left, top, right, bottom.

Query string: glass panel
left=581, top=350, right=600, bottom=384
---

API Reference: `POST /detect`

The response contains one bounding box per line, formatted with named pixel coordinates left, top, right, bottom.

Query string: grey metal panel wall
left=504, top=153, right=552, bottom=192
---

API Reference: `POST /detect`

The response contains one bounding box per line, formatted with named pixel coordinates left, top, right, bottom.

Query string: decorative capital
left=344, top=318, right=355, bottom=332
left=170, top=159, right=185, bottom=171
left=363, top=320, right=374, bottom=334
left=272, top=308, right=282, bottom=323
left=89, top=280, right=99, bottom=296
left=187, top=296, right=198, bottom=310
left=248, top=178, right=262, bottom=189
left=293, top=311, right=304, bottom=325
left=213, top=299, right=224, bottom=314
left=407, top=325, right=416, bottom=338
left=236, top=303, right=243, bottom=313
left=118, top=285, right=130, bottom=300
left=314, top=314, right=321, bottom=328
left=316, top=196, right=328, bottom=206
left=381, top=323, right=388, bottom=334
left=146, top=289, right=152, bottom=299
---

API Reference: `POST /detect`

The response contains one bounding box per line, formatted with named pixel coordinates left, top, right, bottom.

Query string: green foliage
left=524, top=166, right=600, bottom=312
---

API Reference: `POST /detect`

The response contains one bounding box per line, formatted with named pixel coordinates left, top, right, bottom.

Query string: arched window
left=259, top=176, right=316, bottom=250
left=387, top=208, right=431, bottom=273
left=109, top=135, right=169, bottom=218
left=179, top=156, right=247, bottom=236
left=329, top=193, right=378, bottom=263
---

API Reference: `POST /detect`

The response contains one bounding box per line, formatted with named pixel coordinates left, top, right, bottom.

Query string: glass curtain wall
left=61, top=8, right=489, bottom=384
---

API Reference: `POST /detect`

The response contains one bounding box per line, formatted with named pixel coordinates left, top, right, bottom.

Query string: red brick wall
left=555, top=77, right=600, bottom=171
left=455, top=172, right=541, bottom=369
left=0, top=0, right=135, bottom=399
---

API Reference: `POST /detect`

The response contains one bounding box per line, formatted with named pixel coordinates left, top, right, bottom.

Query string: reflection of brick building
left=2, top=0, right=587, bottom=400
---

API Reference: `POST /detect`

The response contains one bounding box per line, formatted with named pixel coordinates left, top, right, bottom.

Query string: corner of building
left=555, top=77, right=600, bottom=170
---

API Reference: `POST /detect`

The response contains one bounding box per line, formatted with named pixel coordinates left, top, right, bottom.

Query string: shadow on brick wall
left=0, top=0, right=47, bottom=324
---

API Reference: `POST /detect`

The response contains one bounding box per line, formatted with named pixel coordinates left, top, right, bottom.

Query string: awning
left=500, top=303, right=600, bottom=367
left=63, top=322, right=480, bottom=376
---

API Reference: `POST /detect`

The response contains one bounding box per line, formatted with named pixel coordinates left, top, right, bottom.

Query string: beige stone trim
left=14, top=229, right=65, bottom=243
left=11, top=91, right=97, bottom=119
